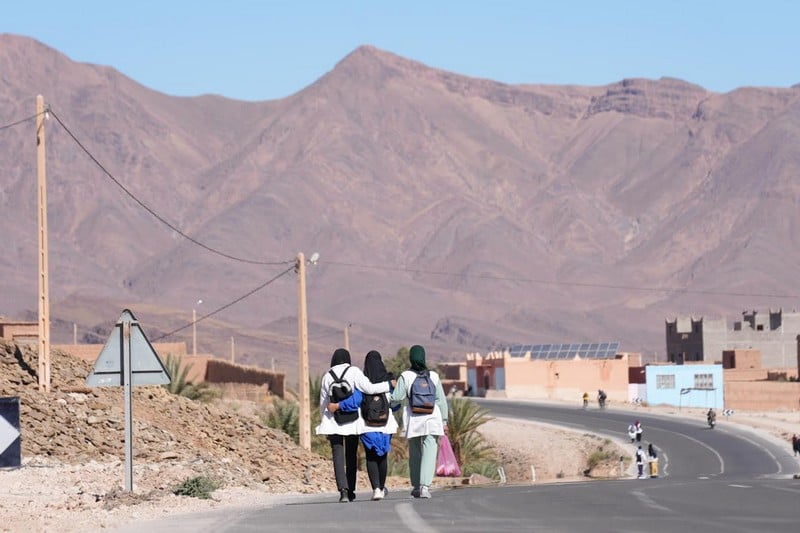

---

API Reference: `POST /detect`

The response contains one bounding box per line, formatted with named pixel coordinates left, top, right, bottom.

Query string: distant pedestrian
left=635, top=446, right=646, bottom=479
left=582, top=392, right=589, bottom=409
left=627, top=423, right=636, bottom=443
left=634, top=420, right=643, bottom=443
left=647, top=443, right=659, bottom=478
left=597, top=389, right=607, bottom=409
left=792, top=434, right=799, bottom=456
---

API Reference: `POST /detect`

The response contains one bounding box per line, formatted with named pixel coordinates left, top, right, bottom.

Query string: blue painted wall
left=495, top=368, right=506, bottom=390
left=645, top=364, right=724, bottom=409
left=467, top=368, right=477, bottom=394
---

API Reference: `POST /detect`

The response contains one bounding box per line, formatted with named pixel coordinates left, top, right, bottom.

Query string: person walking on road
left=316, top=348, right=393, bottom=503
left=634, top=420, right=643, bottom=443
left=647, top=443, right=659, bottom=478
left=792, top=434, right=799, bottom=456
left=391, top=345, right=448, bottom=499
left=582, top=392, right=589, bottom=409
left=635, top=446, right=646, bottom=479
left=328, top=350, right=399, bottom=501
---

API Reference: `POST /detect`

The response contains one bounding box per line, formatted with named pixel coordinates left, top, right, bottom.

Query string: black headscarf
left=330, top=348, right=351, bottom=367
left=363, top=350, right=392, bottom=383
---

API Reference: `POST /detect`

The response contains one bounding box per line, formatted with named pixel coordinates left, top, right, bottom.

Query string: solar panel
left=504, top=341, right=621, bottom=359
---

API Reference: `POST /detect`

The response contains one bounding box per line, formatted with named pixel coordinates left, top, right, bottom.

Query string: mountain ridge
left=2, top=33, right=799, bottom=380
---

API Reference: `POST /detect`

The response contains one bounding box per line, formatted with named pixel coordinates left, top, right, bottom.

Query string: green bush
left=172, top=476, right=219, bottom=499
left=586, top=447, right=616, bottom=470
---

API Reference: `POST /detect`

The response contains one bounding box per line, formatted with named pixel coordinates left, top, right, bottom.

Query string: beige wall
left=725, top=381, right=800, bottom=410
left=722, top=349, right=761, bottom=369
left=0, top=321, right=38, bottom=343
left=469, top=353, right=631, bottom=403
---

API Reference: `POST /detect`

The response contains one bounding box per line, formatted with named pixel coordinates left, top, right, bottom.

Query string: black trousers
left=365, top=447, right=388, bottom=490
left=328, top=434, right=359, bottom=493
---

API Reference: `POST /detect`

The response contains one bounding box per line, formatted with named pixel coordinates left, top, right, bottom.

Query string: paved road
left=113, top=400, right=800, bottom=533
left=476, top=399, right=799, bottom=480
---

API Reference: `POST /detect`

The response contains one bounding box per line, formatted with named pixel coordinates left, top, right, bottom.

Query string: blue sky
left=4, top=1, right=799, bottom=101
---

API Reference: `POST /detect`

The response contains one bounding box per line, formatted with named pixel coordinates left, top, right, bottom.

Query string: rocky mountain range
left=2, top=33, right=800, bottom=380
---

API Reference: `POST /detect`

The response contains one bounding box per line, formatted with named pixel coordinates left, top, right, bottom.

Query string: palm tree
left=264, top=398, right=299, bottom=441
left=162, top=353, right=220, bottom=402
left=446, top=397, right=494, bottom=466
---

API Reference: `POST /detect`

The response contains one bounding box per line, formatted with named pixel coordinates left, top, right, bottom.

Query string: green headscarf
left=409, top=344, right=427, bottom=371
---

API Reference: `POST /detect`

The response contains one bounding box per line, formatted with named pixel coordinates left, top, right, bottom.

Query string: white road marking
left=395, top=502, right=438, bottom=533
left=728, top=484, right=751, bottom=488
left=661, top=429, right=725, bottom=475
left=631, top=490, right=673, bottom=513
left=731, top=433, right=783, bottom=475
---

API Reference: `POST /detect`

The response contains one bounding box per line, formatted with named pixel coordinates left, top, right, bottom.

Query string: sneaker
left=383, top=487, right=388, bottom=497
left=410, top=486, right=420, bottom=498
left=372, top=488, right=384, bottom=501
left=420, top=486, right=431, bottom=499
left=339, top=489, right=349, bottom=503
left=348, top=490, right=356, bottom=502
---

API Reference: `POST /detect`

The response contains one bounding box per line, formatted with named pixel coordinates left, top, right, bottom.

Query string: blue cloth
left=336, top=389, right=392, bottom=455
left=337, top=389, right=363, bottom=412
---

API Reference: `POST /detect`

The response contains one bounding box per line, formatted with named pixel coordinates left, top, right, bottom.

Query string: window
left=694, top=373, right=714, bottom=390
left=656, top=374, right=675, bottom=389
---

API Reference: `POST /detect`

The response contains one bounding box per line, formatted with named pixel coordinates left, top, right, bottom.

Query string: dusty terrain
left=1, top=340, right=798, bottom=532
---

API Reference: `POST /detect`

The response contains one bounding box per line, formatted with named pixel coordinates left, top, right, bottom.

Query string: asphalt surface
left=113, top=399, right=800, bottom=533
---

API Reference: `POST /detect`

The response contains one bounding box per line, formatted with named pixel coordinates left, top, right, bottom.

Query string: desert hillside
left=2, top=34, right=800, bottom=379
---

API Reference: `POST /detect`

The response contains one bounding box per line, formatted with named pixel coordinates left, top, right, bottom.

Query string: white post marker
left=86, top=309, right=171, bottom=492
left=530, top=465, right=536, bottom=483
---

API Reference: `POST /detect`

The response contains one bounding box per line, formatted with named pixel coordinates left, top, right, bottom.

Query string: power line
left=47, top=108, right=292, bottom=266
left=320, top=259, right=800, bottom=300
left=0, top=111, right=43, bottom=131
left=152, top=264, right=296, bottom=342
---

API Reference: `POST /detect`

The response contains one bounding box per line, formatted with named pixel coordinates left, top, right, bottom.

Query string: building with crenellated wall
left=666, top=309, right=800, bottom=369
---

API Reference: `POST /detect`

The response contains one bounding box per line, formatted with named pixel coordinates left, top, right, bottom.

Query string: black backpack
left=362, top=392, right=390, bottom=427
left=328, top=366, right=358, bottom=424
left=409, top=370, right=436, bottom=415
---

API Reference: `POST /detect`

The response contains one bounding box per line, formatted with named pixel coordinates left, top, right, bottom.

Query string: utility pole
left=344, top=323, right=351, bottom=352
left=296, top=253, right=311, bottom=450
left=36, top=94, right=50, bottom=393
left=230, top=336, right=235, bottom=363
left=73, top=323, right=77, bottom=344
left=192, top=299, right=202, bottom=357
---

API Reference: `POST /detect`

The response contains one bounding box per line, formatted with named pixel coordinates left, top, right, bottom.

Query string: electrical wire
left=47, top=108, right=292, bottom=266
left=0, top=111, right=43, bottom=131
left=320, top=259, right=800, bottom=300
left=152, top=264, right=296, bottom=341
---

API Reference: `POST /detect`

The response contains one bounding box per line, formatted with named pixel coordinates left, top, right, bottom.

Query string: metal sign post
left=86, top=309, right=171, bottom=492
left=122, top=319, right=133, bottom=492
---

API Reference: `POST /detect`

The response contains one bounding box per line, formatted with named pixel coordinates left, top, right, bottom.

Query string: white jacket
left=315, top=363, right=391, bottom=436
left=394, top=369, right=446, bottom=439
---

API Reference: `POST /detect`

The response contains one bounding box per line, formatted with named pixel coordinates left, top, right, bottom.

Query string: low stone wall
left=213, top=382, right=272, bottom=403
left=724, top=381, right=800, bottom=410
left=205, top=359, right=285, bottom=398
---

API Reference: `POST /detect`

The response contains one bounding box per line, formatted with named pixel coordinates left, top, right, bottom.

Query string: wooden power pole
left=296, top=253, right=311, bottom=450
left=36, top=95, right=50, bottom=393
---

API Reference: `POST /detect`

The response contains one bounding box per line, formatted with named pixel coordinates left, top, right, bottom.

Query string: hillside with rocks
left=2, top=34, right=800, bottom=380
left=0, top=340, right=333, bottom=492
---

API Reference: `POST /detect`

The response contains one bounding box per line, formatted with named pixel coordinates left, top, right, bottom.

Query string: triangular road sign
left=86, top=309, right=171, bottom=387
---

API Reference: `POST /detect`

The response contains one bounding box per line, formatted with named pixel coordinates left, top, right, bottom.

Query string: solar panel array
left=506, top=342, right=620, bottom=360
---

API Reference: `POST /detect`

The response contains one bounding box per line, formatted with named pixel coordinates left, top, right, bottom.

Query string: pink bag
left=436, top=434, right=461, bottom=477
